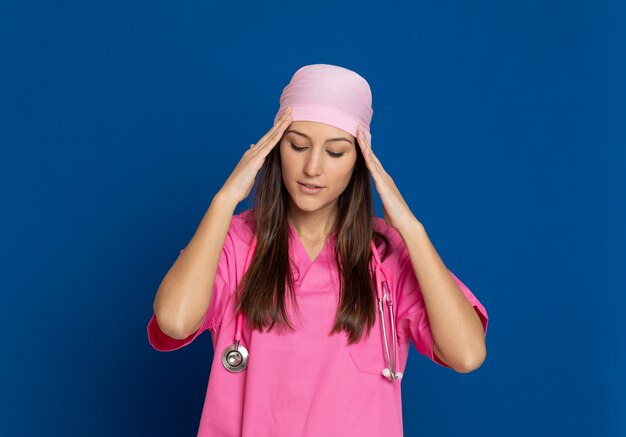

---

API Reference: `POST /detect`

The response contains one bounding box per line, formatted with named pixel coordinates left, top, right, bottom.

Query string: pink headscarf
left=274, top=64, right=373, bottom=145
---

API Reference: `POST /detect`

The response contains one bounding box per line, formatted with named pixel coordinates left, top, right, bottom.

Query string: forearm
left=152, top=190, right=239, bottom=339
left=397, top=218, right=486, bottom=372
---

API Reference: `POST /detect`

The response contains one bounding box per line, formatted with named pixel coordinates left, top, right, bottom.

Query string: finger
left=358, top=126, right=387, bottom=178
left=253, top=107, right=292, bottom=149
left=357, top=126, right=375, bottom=169
left=250, top=111, right=292, bottom=158
left=254, top=108, right=291, bottom=148
left=358, top=139, right=389, bottom=192
left=259, top=111, right=292, bottom=150
left=366, top=145, right=384, bottom=172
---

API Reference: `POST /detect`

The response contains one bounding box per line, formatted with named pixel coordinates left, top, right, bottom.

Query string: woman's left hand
left=357, top=125, right=420, bottom=233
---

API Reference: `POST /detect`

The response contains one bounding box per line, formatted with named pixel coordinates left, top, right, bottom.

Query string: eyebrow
left=285, top=129, right=353, bottom=145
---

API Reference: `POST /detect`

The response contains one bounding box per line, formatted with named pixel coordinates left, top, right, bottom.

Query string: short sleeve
left=147, top=231, right=237, bottom=352
left=394, top=243, right=489, bottom=368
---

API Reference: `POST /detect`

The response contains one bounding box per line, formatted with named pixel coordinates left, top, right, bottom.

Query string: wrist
left=213, top=189, right=239, bottom=211
left=396, top=217, right=425, bottom=240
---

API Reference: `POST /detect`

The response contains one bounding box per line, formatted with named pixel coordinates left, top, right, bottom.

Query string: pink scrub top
left=147, top=209, right=489, bottom=437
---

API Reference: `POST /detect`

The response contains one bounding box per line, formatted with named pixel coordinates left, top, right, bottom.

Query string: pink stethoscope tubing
left=222, top=234, right=402, bottom=381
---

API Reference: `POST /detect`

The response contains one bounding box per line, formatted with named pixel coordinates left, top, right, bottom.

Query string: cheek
left=280, top=149, right=301, bottom=186
left=338, top=158, right=357, bottom=177
left=330, top=162, right=357, bottom=188
left=279, top=144, right=292, bottom=173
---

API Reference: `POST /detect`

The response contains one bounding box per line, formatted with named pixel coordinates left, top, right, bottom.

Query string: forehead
left=286, top=121, right=354, bottom=142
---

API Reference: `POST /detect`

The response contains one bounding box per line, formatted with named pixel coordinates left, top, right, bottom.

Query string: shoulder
left=371, top=216, right=400, bottom=239
left=227, top=208, right=256, bottom=247
left=372, top=216, right=405, bottom=256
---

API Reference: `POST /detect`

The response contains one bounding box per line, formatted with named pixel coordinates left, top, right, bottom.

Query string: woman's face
left=279, top=120, right=358, bottom=214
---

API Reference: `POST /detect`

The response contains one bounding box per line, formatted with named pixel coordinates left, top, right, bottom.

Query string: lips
left=298, top=182, right=323, bottom=188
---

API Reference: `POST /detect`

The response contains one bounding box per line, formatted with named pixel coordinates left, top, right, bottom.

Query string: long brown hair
left=233, top=136, right=390, bottom=344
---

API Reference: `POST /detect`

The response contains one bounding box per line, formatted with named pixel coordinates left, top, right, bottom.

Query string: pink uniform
left=147, top=209, right=489, bottom=436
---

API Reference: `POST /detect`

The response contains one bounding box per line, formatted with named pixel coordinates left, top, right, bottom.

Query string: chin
left=288, top=187, right=325, bottom=209
left=293, top=195, right=323, bottom=210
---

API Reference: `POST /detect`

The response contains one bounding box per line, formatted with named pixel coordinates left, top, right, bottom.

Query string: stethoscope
left=221, top=233, right=403, bottom=381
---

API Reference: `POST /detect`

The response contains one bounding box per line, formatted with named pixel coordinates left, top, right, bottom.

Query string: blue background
left=1, top=0, right=624, bottom=436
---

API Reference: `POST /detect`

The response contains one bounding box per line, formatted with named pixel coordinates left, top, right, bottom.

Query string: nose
left=303, top=148, right=324, bottom=177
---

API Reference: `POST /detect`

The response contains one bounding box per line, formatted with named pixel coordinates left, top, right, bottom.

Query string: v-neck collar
left=287, top=221, right=337, bottom=265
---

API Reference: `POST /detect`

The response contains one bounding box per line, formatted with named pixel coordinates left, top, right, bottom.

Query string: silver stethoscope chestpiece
left=222, top=340, right=249, bottom=373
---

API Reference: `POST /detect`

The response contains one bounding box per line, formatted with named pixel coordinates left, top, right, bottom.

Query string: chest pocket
left=348, top=320, right=388, bottom=376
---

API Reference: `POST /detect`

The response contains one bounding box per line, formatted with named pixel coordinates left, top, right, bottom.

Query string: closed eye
left=290, top=144, right=344, bottom=158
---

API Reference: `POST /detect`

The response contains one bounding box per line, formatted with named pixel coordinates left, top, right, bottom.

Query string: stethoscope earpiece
left=382, top=368, right=403, bottom=381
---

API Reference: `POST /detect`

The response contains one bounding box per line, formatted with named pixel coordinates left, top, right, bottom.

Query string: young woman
left=147, top=64, right=489, bottom=437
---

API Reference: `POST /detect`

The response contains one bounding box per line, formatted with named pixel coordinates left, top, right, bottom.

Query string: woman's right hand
left=220, top=107, right=293, bottom=204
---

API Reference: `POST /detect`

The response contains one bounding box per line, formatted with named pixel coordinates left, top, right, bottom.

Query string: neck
left=287, top=203, right=337, bottom=241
